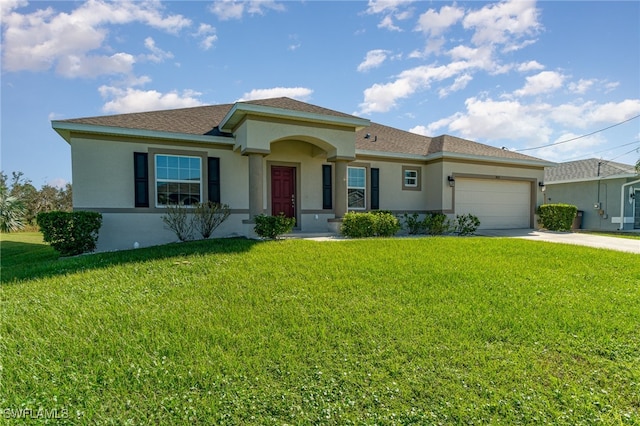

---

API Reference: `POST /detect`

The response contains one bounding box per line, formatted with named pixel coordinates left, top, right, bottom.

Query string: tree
left=636, top=158, right=639, bottom=174
left=0, top=170, right=73, bottom=228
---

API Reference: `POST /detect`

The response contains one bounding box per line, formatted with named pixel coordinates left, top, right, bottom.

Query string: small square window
left=402, top=166, right=421, bottom=191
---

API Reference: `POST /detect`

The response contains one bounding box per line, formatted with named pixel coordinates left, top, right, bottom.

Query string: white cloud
left=430, top=96, right=553, bottom=144
left=378, top=15, right=402, bottom=31
left=365, top=0, right=413, bottom=32
left=237, top=87, right=313, bottom=102
left=1, top=0, right=191, bottom=77
left=57, top=52, right=136, bottom=78
left=47, top=177, right=69, bottom=189
left=517, top=60, right=544, bottom=72
left=358, top=60, right=479, bottom=114
left=194, top=23, right=217, bottom=50
left=439, top=74, right=473, bottom=98
left=568, top=78, right=595, bottom=95
left=357, top=49, right=390, bottom=72
left=209, top=0, right=284, bottom=20
left=415, top=5, right=464, bottom=36
left=99, top=86, right=204, bottom=113
left=513, top=70, right=565, bottom=97
left=463, top=0, right=541, bottom=50
left=143, top=37, right=173, bottom=63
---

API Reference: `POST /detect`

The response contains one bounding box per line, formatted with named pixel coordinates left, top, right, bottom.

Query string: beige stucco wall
left=71, top=136, right=248, bottom=210
left=69, top=130, right=548, bottom=251
left=235, top=117, right=356, bottom=159
left=360, top=159, right=428, bottom=212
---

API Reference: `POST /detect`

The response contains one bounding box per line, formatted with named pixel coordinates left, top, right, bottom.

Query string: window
left=404, top=169, right=418, bottom=187
left=402, top=166, right=421, bottom=191
left=155, top=154, right=202, bottom=206
left=348, top=166, right=366, bottom=209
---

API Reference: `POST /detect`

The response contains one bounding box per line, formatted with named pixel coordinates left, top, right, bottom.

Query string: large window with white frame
left=155, top=154, right=202, bottom=206
left=348, top=166, right=366, bottom=209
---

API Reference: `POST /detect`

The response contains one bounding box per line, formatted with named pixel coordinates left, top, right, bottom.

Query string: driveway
left=476, top=229, right=640, bottom=254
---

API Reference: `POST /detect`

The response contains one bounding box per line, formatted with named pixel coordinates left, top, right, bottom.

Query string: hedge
left=37, top=211, right=103, bottom=256
left=536, top=204, right=577, bottom=232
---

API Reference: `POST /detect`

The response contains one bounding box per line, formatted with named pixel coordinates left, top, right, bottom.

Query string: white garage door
left=455, top=178, right=531, bottom=229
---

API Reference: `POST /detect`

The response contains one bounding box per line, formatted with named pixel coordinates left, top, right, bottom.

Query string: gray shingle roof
left=545, top=158, right=636, bottom=182
left=57, top=97, right=547, bottom=163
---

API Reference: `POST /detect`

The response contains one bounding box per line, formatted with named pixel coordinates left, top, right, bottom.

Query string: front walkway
left=476, top=229, right=640, bottom=254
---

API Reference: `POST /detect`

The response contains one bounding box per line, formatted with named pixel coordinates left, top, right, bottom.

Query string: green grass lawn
left=1, top=233, right=639, bottom=424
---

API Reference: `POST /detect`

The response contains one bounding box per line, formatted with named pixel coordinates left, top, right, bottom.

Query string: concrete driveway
left=476, top=229, right=640, bottom=254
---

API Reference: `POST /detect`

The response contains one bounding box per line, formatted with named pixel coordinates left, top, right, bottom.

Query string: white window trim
left=404, top=169, right=418, bottom=187
left=402, top=165, right=421, bottom=191
left=155, top=154, right=203, bottom=208
left=347, top=166, right=367, bottom=210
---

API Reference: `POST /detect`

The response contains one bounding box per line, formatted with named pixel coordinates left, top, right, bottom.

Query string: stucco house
left=52, top=97, right=551, bottom=251
left=544, top=158, right=640, bottom=231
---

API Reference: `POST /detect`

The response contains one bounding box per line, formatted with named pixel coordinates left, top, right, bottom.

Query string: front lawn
left=1, top=233, right=639, bottom=424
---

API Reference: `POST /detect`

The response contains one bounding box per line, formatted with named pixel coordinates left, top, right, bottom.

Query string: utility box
left=572, top=210, right=583, bottom=230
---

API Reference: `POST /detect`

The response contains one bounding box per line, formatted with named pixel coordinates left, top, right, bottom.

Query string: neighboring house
left=544, top=158, right=640, bottom=231
left=52, top=97, right=551, bottom=251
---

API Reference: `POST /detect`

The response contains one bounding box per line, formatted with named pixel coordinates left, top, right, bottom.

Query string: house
left=52, top=97, right=552, bottom=251
left=544, top=158, right=640, bottom=231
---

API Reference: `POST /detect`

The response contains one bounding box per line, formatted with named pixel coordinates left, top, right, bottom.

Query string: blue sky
left=2, top=0, right=639, bottom=188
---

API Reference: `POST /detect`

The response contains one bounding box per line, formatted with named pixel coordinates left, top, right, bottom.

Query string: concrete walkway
left=476, top=229, right=640, bottom=254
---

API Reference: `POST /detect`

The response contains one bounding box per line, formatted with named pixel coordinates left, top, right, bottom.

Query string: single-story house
left=52, top=97, right=552, bottom=251
left=544, top=158, right=640, bottom=231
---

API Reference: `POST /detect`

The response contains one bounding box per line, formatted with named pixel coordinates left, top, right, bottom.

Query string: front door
left=271, top=166, right=296, bottom=221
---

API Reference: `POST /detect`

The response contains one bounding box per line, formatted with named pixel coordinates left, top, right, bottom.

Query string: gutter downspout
left=619, top=178, right=640, bottom=230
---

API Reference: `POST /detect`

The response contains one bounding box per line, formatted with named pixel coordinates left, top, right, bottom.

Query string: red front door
left=271, top=166, right=296, bottom=220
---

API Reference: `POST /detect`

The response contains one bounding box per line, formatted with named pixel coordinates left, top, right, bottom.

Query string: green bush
left=424, top=212, right=452, bottom=235
left=536, top=204, right=577, bottom=231
left=341, top=212, right=376, bottom=238
left=453, top=214, right=481, bottom=236
left=341, top=211, right=400, bottom=238
left=254, top=213, right=296, bottom=239
left=402, top=212, right=425, bottom=235
left=37, top=211, right=102, bottom=256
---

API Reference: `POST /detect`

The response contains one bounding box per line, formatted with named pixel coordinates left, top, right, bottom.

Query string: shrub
left=424, top=212, right=452, bottom=235
left=341, top=212, right=376, bottom=238
left=254, top=213, right=296, bottom=239
left=37, top=211, right=102, bottom=256
left=193, top=202, right=230, bottom=239
left=453, top=214, right=481, bottom=236
left=371, top=211, right=401, bottom=237
left=341, top=211, right=400, bottom=238
left=402, top=212, right=424, bottom=235
left=161, top=203, right=194, bottom=242
left=537, top=204, right=577, bottom=231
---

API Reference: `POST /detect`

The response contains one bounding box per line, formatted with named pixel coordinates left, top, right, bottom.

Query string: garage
left=455, top=178, right=532, bottom=229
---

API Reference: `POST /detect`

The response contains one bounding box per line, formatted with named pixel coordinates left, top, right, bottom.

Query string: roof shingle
left=57, top=97, right=547, bottom=163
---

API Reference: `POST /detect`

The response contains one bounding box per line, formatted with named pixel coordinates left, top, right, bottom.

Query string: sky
left=1, top=0, right=639, bottom=188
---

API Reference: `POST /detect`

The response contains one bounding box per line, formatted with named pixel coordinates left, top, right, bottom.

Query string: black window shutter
left=371, top=168, right=380, bottom=210
left=133, top=152, right=149, bottom=207
left=208, top=157, right=221, bottom=204
left=322, top=164, right=332, bottom=210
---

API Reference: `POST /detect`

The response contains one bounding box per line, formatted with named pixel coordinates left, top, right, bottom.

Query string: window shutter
left=371, top=168, right=380, bottom=210
left=133, top=152, right=149, bottom=207
left=322, top=164, right=332, bottom=210
left=208, top=157, right=221, bottom=204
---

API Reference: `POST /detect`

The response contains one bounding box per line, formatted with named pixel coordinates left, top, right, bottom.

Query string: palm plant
left=0, top=189, right=26, bottom=233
